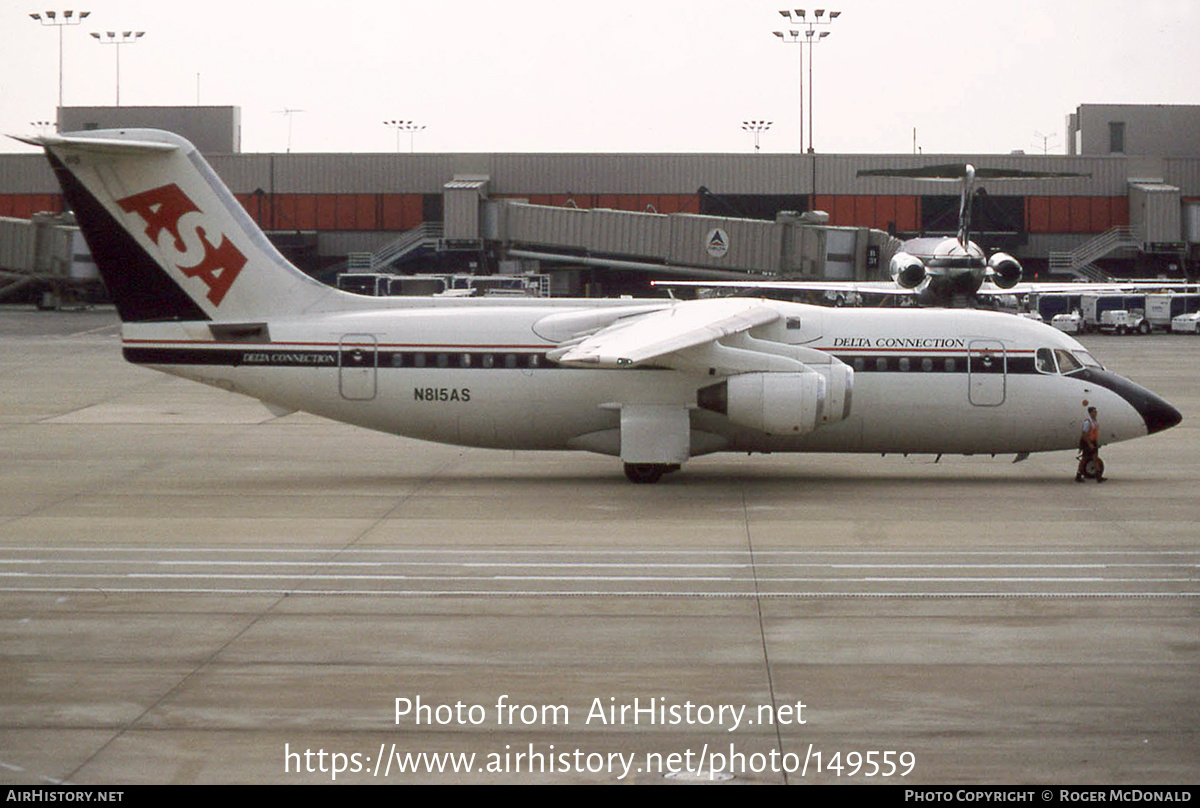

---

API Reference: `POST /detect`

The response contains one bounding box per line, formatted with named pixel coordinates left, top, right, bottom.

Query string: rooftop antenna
left=277, top=108, right=305, bottom=153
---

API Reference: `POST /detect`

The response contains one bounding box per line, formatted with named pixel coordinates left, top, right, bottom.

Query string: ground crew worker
left=1076, top=406, right=1105, bottom=483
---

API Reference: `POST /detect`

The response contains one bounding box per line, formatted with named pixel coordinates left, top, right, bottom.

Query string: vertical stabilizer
left=956, top=163, right=976, bottom=247
left=27, top=129, right=336, bottom=322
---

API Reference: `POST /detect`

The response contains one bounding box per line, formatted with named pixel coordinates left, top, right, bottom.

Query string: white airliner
left=18, top=129, right=1181, bottom=483
left=659, top=164, right=1195, bottom=304
left=662, top=164, right=1071, bottom=305
left=859, top=163, right=1076, bottom=303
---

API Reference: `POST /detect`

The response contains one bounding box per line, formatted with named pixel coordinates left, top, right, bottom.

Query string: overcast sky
left=2, top=0, right=1198, bottom=155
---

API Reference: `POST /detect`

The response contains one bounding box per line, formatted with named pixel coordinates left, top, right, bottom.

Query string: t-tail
left=14, top=128, right=339, bottom=323
left=956, top=164, right=976, bottom=247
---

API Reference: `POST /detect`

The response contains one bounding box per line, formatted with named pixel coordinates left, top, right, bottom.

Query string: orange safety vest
left=1082, top=416, right=1099, bottom=444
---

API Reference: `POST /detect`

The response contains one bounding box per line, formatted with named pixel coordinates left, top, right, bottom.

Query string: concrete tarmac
left=1, top=306, right=1196, bottom=785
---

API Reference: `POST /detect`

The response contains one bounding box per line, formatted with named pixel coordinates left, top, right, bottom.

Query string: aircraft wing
left=654, top=278, right=1198, bottom=299
left=651, top=279, right=913, bottom=296
left=978, top=280, right=1200, bottom=296
left=548, top=297, right=780, bottom=368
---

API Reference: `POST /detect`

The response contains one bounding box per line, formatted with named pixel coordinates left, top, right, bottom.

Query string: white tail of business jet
left=20, top=129, right=1181, bottom=483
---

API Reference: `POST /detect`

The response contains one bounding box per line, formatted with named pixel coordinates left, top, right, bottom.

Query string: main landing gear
left=623, top=463, right=681, bottom=484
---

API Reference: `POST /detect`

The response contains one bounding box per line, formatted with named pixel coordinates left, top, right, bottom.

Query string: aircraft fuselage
left=122, top=298, right=1175, bottom=460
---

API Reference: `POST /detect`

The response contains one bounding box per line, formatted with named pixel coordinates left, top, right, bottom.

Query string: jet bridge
left=480, top=199, right=900, bottom=282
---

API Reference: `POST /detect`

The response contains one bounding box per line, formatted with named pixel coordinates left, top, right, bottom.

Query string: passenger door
left=339, top=334, right=377, bottom=401
left=967, top=340, right=1006, bottom=406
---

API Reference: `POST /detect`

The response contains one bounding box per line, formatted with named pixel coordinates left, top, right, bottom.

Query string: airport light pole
left=90, top=30, right=145, bottom=107
left=772, top=16, right=806, bottom=154
left=384, top=120, right=425, bottom=153
left=741, top=120, right=772, bottom=154
left=775, top=9, right=839, bottom=154
left=1033, top=131, right=1059, bottom=155
left=29, top=10, right=91, bottom=119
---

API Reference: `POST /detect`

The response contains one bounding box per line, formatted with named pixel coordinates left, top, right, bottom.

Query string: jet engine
left=697, top=364, right=853, bottom=436
left=890, top=252, right=926, bottom=289
left=987, top=252, right=1022, bottom=289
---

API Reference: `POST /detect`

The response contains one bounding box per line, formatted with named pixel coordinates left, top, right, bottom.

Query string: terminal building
left=1, top=103, right=1198, bottom=299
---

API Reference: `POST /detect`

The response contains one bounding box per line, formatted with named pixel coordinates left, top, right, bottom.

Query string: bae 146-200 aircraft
left=18, top=129, right=1181, bottom=483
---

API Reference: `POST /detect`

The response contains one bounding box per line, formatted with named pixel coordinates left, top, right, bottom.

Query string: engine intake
left=890, top=252, right=926, bottom=289
left=987, top=252, right=1022, bottom=289
left=698, top=364, right=853, bottom=436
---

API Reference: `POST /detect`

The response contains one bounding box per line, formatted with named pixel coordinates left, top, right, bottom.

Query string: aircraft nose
left=1141, top=393, right=1182, bottom=436
left=1084, top=369, right=1181, bottom=437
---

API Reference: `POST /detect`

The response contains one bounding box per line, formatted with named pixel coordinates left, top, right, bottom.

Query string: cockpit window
left=1035, top=348, right=1057, bottom=374
left=1055, top=349, right=1084, bottom=374
left=1072, top=350, right=1103, bottom=370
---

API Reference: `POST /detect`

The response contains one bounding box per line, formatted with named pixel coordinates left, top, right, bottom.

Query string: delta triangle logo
left=705, top=227, right=729, bottom=258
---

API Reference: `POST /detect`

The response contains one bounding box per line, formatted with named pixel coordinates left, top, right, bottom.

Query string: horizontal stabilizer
left=858, top=164, right=1088, bottom=180
left=10, top=132, right=179, bottom=155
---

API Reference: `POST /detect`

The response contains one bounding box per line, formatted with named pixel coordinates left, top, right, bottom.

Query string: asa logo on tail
left=116, top=183, right=246, bottom=306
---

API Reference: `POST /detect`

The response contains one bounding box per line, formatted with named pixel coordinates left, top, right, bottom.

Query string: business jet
left=856, top=163, right=1071, bottom=304
left=664, top=164, right=1064, bottom=304
left=17, top=129, right=1181, bottom=483
left=658, top=163, right=1195, bottom=306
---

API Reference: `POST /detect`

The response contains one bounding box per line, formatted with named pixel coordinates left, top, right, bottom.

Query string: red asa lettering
left=116, top=183, right=200, bottom=251
left=115, top=183, right=246, bottom=307
left=178, top=226, right=246, bottom=306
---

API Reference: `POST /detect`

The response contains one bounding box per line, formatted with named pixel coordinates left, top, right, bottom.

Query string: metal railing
left=370, top=222, right=445, bottom=270
left=1048, top=226, right=1141, bottom=281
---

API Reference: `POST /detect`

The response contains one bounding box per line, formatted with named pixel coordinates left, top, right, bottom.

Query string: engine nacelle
left=890, top=252, right=926, bottom=289
left=987, top=252, right=1022, bottom=289
left=698, top=365, right=853, bottom=436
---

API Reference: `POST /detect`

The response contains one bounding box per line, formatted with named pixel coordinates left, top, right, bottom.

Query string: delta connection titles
left=832, top=336, right=967, bottom=349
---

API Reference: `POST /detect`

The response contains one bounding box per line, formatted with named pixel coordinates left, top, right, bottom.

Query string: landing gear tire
left=623, top=463, right=678, bottom=484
